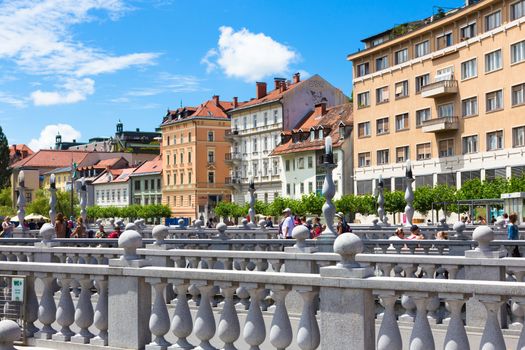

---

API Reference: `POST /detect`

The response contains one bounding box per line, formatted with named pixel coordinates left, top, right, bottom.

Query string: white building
left=271, top=103, right=353, bottom=199
left=92, top=168, right=135, bottom=207
left=226, top=73, right=347, bottom=203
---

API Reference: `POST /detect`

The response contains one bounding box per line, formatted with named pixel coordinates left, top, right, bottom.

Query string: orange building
left=160, top=95, right=238, bottom=221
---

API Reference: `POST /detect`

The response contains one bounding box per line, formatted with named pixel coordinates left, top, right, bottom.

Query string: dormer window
left=318, top=129, right=324, bottom=140
left=310, top=130, right=315, bottom=141
left=339, top=123, right=346, bottom=140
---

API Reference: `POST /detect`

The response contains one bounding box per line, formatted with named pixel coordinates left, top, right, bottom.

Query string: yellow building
left=348, top=0, right=525, bottom=194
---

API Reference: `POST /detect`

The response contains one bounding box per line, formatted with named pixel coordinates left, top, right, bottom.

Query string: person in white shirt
left=280, top=208, right=295, bottom=239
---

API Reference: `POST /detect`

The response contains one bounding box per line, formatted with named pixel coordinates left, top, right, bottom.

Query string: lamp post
left=320, top=136, right=337, bottom=239
left=16, top=171, right=27, bottom=233
left=79, top=177, right=87, bottom=228
left=404, top=160, right=415, bottom=226
left=49, top=174, right=56, bottom=225
left=248, top=177, right=256, bottom=228
left=377, top=174, right=386, bottom=224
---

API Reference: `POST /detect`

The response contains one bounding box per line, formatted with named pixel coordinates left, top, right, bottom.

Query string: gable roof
left=130, top=155, right=162, bottom=176
left=9, top=144, right=33, bottom=157
left=92, top=167, right=135, bottom=185
left=270, top=103, right=353, bottom=156
left=161, top=97, right=241, bottom=126
left=11, top=149, right=90, bottom=169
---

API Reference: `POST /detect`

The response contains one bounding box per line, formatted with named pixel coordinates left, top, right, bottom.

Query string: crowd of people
left=276, top=208, right=352, bottom=239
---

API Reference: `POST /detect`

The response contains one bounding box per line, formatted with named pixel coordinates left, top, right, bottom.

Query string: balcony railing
left=225, top=152, right=242, bottom=163
left=421, top=79, right=458, bottom=98
left=225, top=176, right=242, bottom=185
left=421, top=116, right=459, bottom=133
left=224, top=128, right=240, bottom=139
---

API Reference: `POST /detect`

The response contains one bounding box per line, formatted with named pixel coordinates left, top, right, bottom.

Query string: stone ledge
left=29, top=338, right=121, bottom=350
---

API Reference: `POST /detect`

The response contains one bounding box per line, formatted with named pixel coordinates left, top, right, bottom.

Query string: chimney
left=279, top=81, right=287, bottom=93
left=274, top=78, right=285, bottom=90
left=73, top=139, right=76, bottom=143
left=256, top=82, right=267, bottom=99
left=213, top=95, right=220, bottom=106
left=315, top=102, right=327, bottom=116
left=293, top=72, right=301, bottom=84
left=233, top=96, right=238, bottom=108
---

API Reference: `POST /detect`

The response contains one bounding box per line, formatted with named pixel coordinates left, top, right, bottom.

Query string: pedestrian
left=436, top=231, right=448, bottom=240
left=335, top=212, right=351, bottom=234
left=1, top=217, right=14, bottom=238
left=108, top=226, right=122, bottom=238
left=54, top=213, right=67, bottom=238
left=311, top=217, right=322, bottom=239
left=71, top=218, right=87, bottom=238
left=95, top=224, right=107, bottom=238
left=407, top=225, right=424, bottom=240
left=503, top=213, right=509, bottom=227
left=265, top=216, right=274, bottom=228
left=389, top=228, right=405, bottom=240
left=508, top=213, right=521, bottom=257
left=279, top=208, right=294, bottom=239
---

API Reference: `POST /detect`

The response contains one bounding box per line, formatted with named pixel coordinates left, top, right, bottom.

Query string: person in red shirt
left=108, top=226, right=121, bottom=239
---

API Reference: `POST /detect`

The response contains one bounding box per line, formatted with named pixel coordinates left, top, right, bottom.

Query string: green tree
left=413, top=186, right=434, bottom=215
left=335, top=194, right=356, bottom=214
left=0, top=126, right=10, bottom=188
left=300, top=193, right=324, bottom=215
left=0, top=187, right=12, bottom=207
left=354, top=195, right=375, bottom=215
left=384, top=191, right=405, bottom=222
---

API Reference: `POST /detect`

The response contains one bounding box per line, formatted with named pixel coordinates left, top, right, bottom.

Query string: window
left=511, top=0, right=525, bottom=20
left=357, top=91, right=370, bottom=108
left=439, top=139, right=455, bottom=157
left=208, top=150, right=215, bottom=163
left=188, top=133, right=192, bottom=142
left=395, top=80, right=409, bottom=99
left=157, top=178, right=161, bottom=189
left=485, top=11, right=501, bottom=31
left=415, top=41, right=429, bottom=58
left=438, top=173, right=456, bottom=187
left=487, top=130, right=504, bottom=151
left=297, top=157, right=305, bottom=169
left=253, top=115, right=257, bottom=128
left=376, top=86, right=389, bottom=104
left=415, top=74, right=430, bottom=93
left=134, top=180, right=140, bottom=191
left=356, top=180, right=373, bottom=195
left=435, top=66, right=454, bottom=81
left=173, top=153, right=176, bottom=165
left=167, top=154, right=170, bottom=166
left=188, top=151, right=192, bottom=163
left=253, top=160, right=259, bottom=175
left=395, top=113, right=409, bottom=131
left=376, top=117, right=389, bottom=135
left=188, top=172, right=192, bottom=183
left=208, top=171, right=215, bottom=183
left=486, top=168, right=506, bottom=181
left=486, top=90, right=503, bottom=112
left=394, top=48, right=408, bottom=64
left=264, top=112, right=268, bottom=126
left=376, top=56, right=389, bottom=71
left=285, top=160, right=290, bottom=171
left=462, top=97, right=478, bottom=117
left=150, top=179, right=154, bottom=190
left=436, top=32, right=453, bottom=49
left=286, top=184, right=291, bottom=195
left=356, top=62, right=370, bottom=77
left=460, top=22, right=477, bottom=40
left=462, top=135, right=478, bottom=154
left=308, top=156, right=313, bottom=168
left=180, top=153, right=184, bottom=163
left=511, top=40, right=525, bottom=64
left=416, top=108, right=431, bottom=126
left=438, top=103, right=454, bottom=117
left=167, top=174, right=171, bottom=186
left=264, top=137, right=268, bottom=151
left=308, top=182, right=313, bottom=193
left=273, top=110, right=278, bottom=124
left=416, top=174, right=434, bottom=187
left=513, top=126, right=525, bottom=147
left=512, top=83, right=525, bottom=106
left=144, top=179, right=149, bottom=190
left=485, top=50, right=502, bottom=72
left=461, top=171, right=481, bottom=185
left=243, top=117, right=247, bottom=129
left=180, top=134, right=183, bottom=143
left=358, top=122, right=371, bottom=138
left=300, top=183, right=304, bottom=194
left=358, top=152, right=371, bottom=167
left=396, top=146, right=409, bottom=163
left=253, top=138, right=258, bottom=152
left=416, top=143, right=431, bottom=160
left=166, top=136, right=170, bottom=146
left=207, top=131, right=214, bottom=142
left=461, top=58, right=477, bottom=80
left=273, top=159, right=279, bottom=175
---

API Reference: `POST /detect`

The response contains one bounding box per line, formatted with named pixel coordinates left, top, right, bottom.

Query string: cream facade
left=349, top=0, right=525, bottom=194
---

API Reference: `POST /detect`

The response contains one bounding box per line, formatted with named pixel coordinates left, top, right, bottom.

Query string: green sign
left=11, top=278, right=24, bottom=302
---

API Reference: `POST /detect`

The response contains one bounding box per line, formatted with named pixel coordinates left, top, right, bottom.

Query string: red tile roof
left=96, top=157, right=125, bottom=168
left=9, top=144, right=33, bottom=158
left=161, top=96, right=244, bottom=126
left=131, top=155, right=162, bottom=176
left=92, top=167, right=136, bottom=184
left=270, top=103, right=353, bottom=156
left=11, top=149, right=90, bottom=169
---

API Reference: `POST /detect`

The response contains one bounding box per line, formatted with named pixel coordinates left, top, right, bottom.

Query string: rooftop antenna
left=180, top=100, right=183, bottom=108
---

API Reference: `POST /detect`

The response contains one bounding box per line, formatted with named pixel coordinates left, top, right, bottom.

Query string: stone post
left=448, top=221, right=470, bottom=256
left=376, top=175, right=386, bottom=225
left=79, top=177, right=87, bottom=228
left=49, top=174, right=57, bottom=226
left=16, top=170, right=27, bottom=234
left=464, top=226, right=506, bottom=328
left=33, top=224, right=59, bottom=262
left=248, top=178, right=256, bottom=228
left=319, top=136, right=337, bottom=245
left=108, top=230, right=151, bottom=349
left=0, top=320, right=21, bottom=350
left=404, top=160, right=415, bottom=227
left=319, top=232, right=375, bottom=350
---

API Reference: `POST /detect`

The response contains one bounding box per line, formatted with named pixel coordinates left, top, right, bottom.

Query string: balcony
left=421, top=80, right=458, bottom=98
left=224, top=152, right=242, bottom=164
left=225, top=176, right=242, bottom=189
left=421, top=116, right=459, bottom=133
left=224, top=128, right=239, bottom=141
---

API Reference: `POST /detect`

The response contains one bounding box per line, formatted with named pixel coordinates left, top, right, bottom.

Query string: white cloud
left=0, top=0, right=159, bottom=104
left=0, top=92, right=26, bottom=108
left=28, top=123, right=81, bottom=150
left=30, top=78, right=95, bottom=106
left=202, top=26, right=299, bottom=82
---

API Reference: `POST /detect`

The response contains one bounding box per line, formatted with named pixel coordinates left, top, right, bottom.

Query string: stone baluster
left=242, top=283, right=266, bottom=350
left=91, top=278, right=109, bottom=346
left=399, top=264, right=417, bottom=278
left=193, top=282, right=217, bottom=350
left=442, top=265, right=459, bottom=279
left=52, top=275, right=75, bottom=341
left=377, top=263, right=393, bottom=277
left=217, top=282, right=240, bottom=350
left=478, top=295, right=506, bottom=350
left=36, top=273, right=57, bottom=339
left=235, top=286, right=250, bottom=310
left=168, top=281, right=194, bottom=349
left=296, top=287, right=320, bottom=350
left=24, top=275, right=39, bottom=338
left=377, top=292, right=401, bottom=350
left=71, top=276, right=95, bottom=343
left=511, top=300, right=525, bottom=330
left=269, top=259, right=283, bottom=273
left=515, top=297, right=525, bottom=349
left=268, top=286, right=292, bottom=350
left=408, top=293, right=435, bottom=350
left=146, top=278, right=171, bottom=350
left=442, top=294, right=469, bottom=350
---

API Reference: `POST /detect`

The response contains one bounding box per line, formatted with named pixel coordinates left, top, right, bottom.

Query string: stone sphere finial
left=453, top=221, right=466, bottom=234
left=0, top=320, right=21, bottom=348
left=292, top=225, right=310, bottom=249
left=125, top=222, right=138, bottom=231
left=152, top=225, right=168, bottom=245
left=178, top=218, right=186, bottom=229
left=333, top=232, right=364, bottom=268
left=95, top=219, right=102, bottom=226
left=194, top=219, right=203, bottom=230
left=40, top=223, right=55, bottom=243
left=241, top=218, right=250, bottom=229
left=216, top=222, right=227, bottom=239
left=472, top=225, right=494, bottom=252
left=118, top=230, right=142, bottom=260
left=258, top=219, right=266, bottom=230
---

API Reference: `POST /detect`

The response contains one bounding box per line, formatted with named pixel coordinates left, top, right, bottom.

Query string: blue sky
left=0, top=0, right=462, bottom=150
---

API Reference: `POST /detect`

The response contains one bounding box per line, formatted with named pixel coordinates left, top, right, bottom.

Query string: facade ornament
left=376, top=174, right=386, bottom=224
left=320, top=136, right=337, bottom=238
left=404, top=160, right=415, bottom=226
left=49, top=174, right=57, bottom=225
left=16, top=171, right=27, bottom=233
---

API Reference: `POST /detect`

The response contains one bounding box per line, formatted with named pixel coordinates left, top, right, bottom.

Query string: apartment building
left=270, top=102, right=353, bottom=200
left=160, top=96, right=234, bottom=221
left=348, top=0, right=525, bottom=194
left=129, top=156, right=162, bottom=206
left=226, top=73, right=347, bottom=203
